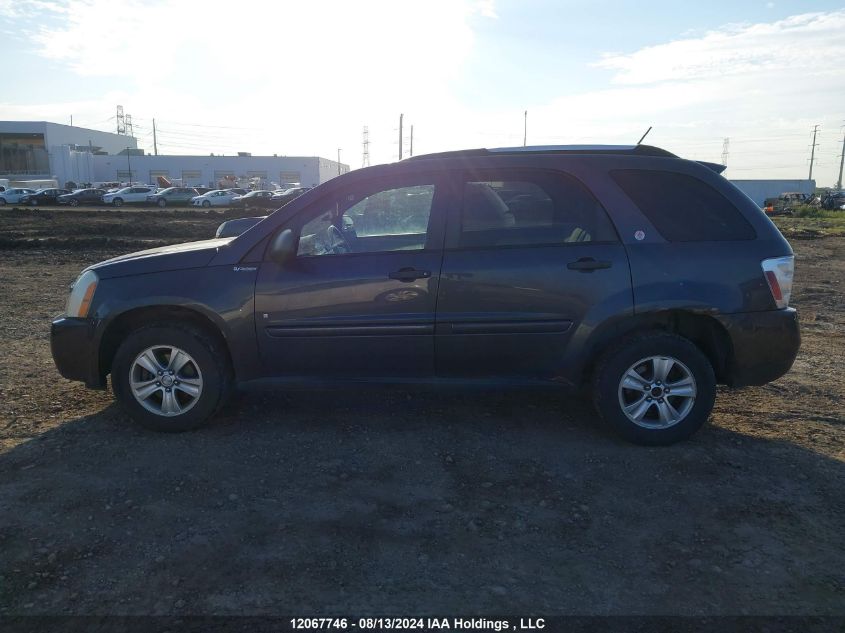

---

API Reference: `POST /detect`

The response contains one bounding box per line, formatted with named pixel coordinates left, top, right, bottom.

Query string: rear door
left=254, top=172, right=449, bottom=378
left=435, top=168, right=632, bottom=380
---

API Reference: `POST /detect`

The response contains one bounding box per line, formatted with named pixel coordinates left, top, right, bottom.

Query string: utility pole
left=337, top=148, right=342, bottom=175
left=721, top=137, right=730, bottom=168
left=410, top=125, right=414, bottom=157
left=116, top=105, right=125, bottom=135
left=152, top=118, right=158, bottom=156
left=362, top=126, right=370, bottom=167
left=398, top=113, right=404, bottom=160
left=837, top=130, right=845, bottom=191
left=809, top=124, right=820, bottom=181
left=70, top=115, right=73, bottom=127
left=523, top=110, right=527, bottom=147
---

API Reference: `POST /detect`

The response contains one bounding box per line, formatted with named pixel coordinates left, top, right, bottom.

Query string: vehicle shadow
left=0, top=391, right=843, bottom=616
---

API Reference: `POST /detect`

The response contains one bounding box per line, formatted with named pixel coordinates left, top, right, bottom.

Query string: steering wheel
left=325, top=224, right=350, bottom=254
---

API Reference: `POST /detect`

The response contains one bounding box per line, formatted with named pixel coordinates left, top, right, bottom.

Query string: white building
left=91, top=153, right=348, bottom=189
left=0, top=120, right=349, bottom=188
left=730, top=179, right=816, bottom=207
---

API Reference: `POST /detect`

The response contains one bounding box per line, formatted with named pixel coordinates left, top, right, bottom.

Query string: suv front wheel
left=111, top=325, right=230, bottom=432
left=592, top=333, right=716, bottom=445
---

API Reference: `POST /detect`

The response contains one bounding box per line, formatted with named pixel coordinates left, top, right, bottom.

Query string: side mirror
left=269, top=228, right=295, bottom=264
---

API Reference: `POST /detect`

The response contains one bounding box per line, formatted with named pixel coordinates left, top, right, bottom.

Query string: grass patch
left=771, top=210, right=845, bottom=238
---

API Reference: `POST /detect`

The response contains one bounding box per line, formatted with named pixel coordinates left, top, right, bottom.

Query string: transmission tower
left=721, top=137, right=730, bottom=167
left=362, top=126, right=370, bottom=167
left=116, top=105, right=125, bottom=135
left=125, top=114, right=134, bottom=139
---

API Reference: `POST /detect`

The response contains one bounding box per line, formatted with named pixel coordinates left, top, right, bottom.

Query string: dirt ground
left=0, top=207, right=843, bottom=616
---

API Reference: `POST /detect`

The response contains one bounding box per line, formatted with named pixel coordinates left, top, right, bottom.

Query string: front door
left=254, top=174, right=448, bottom=378
left=435, top=168, right=632, bottom=379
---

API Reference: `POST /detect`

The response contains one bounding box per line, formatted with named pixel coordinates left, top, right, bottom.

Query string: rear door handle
left=567, top=257, right=612, bottom=272
left=389, top=267, right=431, bottom=282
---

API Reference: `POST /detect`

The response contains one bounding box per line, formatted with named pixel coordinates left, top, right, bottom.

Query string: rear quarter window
left=611, top=169, right=756, bottom=242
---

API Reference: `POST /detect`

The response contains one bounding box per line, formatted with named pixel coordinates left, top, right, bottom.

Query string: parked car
left=763, top=192, right=808, bottom=216
left=101, top=185, right=157, bottom=207
left=190, top=189, right=241, bottom=208
left=230, top=190, right=277, bottom=209
left=56, top=188, right=106, bottom=206
left=18, top=188, right=71, bottom=206
left=215, top=215, right=267, bottom=238
left=145, top=187, right=199, bottom=208
left=50, top=144, right=800, bottom=445
left=271, top=186, right=311, bottom=205
left=821, top=191, right=845, bottom=210
left=0, top=188, right=37, bottom=205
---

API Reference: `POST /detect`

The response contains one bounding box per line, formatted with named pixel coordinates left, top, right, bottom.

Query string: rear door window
left=456, top=170, right=617, bottom=249
left=611, top=169, right=756, bottom=241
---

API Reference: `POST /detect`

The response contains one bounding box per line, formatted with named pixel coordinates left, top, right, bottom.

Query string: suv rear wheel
left=592, top=333, right=716, bottom=445
left=111, top=325, right=230, bottom=432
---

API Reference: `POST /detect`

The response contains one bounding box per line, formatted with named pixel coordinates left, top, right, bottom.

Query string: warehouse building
left=91, top=153, right=348, bottom=189
left=0, top=120, right=348, bottom=188
left=730, top=179, right=816, bottom=207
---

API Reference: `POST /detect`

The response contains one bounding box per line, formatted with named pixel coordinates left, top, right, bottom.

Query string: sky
left=1, top=0, right=844, bottom=185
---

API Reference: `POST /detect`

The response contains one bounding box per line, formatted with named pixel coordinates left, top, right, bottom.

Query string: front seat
left=462, top=183, right=515, bottom=231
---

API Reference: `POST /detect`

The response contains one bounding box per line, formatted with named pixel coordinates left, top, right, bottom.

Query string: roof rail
left=406, top=144, right=677, bottom=161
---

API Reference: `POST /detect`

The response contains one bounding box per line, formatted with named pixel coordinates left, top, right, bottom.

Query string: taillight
left=761, top=256, right=794, bottom=309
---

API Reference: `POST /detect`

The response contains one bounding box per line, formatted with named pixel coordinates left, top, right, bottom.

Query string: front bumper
left=717, top=308, right=800, bottom=387
left=50, top=316, right=105, bottom=389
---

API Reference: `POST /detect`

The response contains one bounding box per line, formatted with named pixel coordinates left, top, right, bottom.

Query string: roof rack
left=406, top=144, right=677, bottom=161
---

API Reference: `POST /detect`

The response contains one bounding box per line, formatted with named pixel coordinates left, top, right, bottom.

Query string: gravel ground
left=0, top=208, right=843, bottom=615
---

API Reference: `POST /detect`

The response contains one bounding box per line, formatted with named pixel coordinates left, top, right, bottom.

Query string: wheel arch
left=579, top=310, right=733, bottom=387
left=98, top=305, right=235, bottom=384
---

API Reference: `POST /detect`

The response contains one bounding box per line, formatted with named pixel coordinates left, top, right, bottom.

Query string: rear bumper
left=50, top=316, right=105, bottom=389
left=717, top=308, right=800, bottom=387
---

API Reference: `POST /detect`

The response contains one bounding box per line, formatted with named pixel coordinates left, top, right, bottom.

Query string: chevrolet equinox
left=50, top=145, right=800, bottom=445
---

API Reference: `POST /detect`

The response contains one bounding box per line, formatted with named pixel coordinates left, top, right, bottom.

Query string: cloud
left=594, top=11, right=845, bottom=85
left=2, top=4, right=844, bottom=183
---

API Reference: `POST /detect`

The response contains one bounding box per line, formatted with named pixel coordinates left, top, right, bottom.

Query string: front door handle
left=567, top=257, right=612, bottom=272
left=389, top=267, right=431, bottom=282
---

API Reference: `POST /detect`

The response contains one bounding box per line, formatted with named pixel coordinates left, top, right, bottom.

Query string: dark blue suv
left=50, top=145, right=800, bottom=445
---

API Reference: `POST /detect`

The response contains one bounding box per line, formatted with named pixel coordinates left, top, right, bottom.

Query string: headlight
left=66, top=270, right=99, bottom=318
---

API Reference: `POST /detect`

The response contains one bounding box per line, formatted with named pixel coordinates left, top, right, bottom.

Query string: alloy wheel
left=617, top=355, right=697, bottom=429
left=129, top=345, right=203, bottom=417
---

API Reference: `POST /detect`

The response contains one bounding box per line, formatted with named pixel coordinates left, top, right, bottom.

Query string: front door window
left=297, top=184, right=436, bottom=257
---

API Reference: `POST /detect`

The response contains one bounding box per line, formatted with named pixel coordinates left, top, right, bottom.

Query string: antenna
left=362, top=126, right=370, bottom=167
left=636, top=126, right=652, bottom=145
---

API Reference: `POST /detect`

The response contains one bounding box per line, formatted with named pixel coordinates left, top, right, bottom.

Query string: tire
left=30, top=199, right=38, bottom=206
left=113, top=198, right=123, bottom=207
left=69, top=199, right=79, bottom=207
left=0, top=199, right=6, bottom=206
left=592, top=332, right=716, bottom=446
left=202, top=200, right=211, bottom=208
left=157, top=198, right=167, bottom=208
left=111, top=324, right=231, bottom=432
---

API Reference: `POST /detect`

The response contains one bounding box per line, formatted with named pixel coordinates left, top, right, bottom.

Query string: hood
left=86, top=238, right=234, bottom=279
